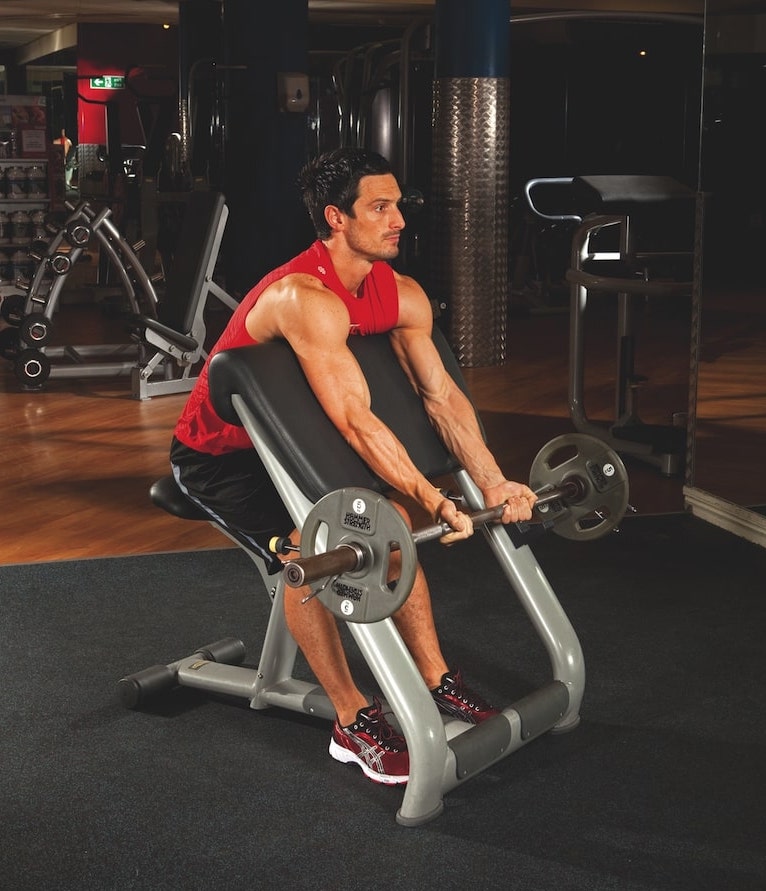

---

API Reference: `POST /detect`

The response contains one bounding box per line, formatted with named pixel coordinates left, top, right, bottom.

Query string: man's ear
left=324, top=204, right=345, bottom=232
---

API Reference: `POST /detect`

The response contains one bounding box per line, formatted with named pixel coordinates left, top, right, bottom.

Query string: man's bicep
left=390, top=275, right=454, bottom=399
left=390, top=326, right=454, bottom=404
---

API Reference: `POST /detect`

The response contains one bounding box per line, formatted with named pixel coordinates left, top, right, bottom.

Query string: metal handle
left=523, top=176, right=582, bottom=223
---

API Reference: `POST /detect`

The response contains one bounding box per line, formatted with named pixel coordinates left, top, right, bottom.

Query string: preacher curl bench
left=121, top=326, right=588, bottom=826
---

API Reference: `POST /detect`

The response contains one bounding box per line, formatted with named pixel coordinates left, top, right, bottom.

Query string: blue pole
left=435, top=0, right=510, bottom=78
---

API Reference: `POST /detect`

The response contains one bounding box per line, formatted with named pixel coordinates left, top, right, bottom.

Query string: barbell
left=282, top=433, right=630, bottom=623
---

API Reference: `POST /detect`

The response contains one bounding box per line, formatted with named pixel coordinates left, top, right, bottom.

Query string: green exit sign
left=90, top=76, right=125, bottom=90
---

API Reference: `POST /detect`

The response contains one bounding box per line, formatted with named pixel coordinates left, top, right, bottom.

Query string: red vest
left=174, top=240, right=400, bottom=454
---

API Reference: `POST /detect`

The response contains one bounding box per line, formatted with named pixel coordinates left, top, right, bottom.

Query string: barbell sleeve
left=283, top=543, right=365, bottom=589
left=535, top=477, right=584, bottom=508
left=283, top=478, right=583, bottom=589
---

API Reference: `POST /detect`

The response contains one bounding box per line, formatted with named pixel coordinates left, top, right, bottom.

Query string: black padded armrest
left=208, top=325, right=476, bottom=504
left=142, top=316, right=198, bottom=353
left=572, top=175, right=695, bottom=215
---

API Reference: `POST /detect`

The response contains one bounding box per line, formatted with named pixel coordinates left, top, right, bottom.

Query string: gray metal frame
left=20, top=202, right=156, bottom=380
left=524, top=176, right=692, bottom=476
left=132, top=204, right=238, bottom=400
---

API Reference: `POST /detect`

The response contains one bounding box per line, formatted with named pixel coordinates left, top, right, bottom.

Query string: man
left=52, top=129, right=74, bottom=188
left=171, top=148, right=537, bottom=785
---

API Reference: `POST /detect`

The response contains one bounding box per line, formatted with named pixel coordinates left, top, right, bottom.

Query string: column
left=430, top=0, right=510, bottom=366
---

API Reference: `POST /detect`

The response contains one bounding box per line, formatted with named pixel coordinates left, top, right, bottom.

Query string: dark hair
left=298, top=148, right=393, bottom=239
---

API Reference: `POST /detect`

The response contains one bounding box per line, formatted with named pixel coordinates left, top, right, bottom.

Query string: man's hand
left=483, top=480, right=538, bottom=524
left=433, top=496, right=475, bottom=545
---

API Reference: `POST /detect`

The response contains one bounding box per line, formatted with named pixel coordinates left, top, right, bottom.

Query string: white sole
left=329, top=739, right=409, bottom=785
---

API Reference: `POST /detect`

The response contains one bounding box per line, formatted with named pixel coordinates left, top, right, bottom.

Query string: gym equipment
left=0, top=326, right=21, bottom=359
left=11, top=200, right=155, bottom=390
left=132, top=190, right=238, bottom=399
left=285, top=435, right=629, bottom=621
left=529, top=432, right=629, bottom=541
left=8, top=190, right=237, bottom=399
left=524, top=175, right=695, bottom=476
left=1, top=292, right=25, bottom=326
left=121, top=327, right=589, bottom=827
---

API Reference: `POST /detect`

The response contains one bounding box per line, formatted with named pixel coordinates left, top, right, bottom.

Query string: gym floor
left=3, top=254, right=763, bottom=891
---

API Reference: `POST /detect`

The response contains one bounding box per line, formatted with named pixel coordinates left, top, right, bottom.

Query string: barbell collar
left=283, top=542, right=365, bottom=588
left=534, top=477, right=584, bottom=508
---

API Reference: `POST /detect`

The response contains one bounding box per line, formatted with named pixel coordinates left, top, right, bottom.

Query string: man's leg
left=390, top=561, right=449, bottom=689
left=280, top=513, right=445, bottom=722
left=282, top=556, right=370, bottom=727
left=390, top=556, right=500, bottom=723
left=385, top=502, right=498, bottom=724
left=281, top=499, right=493, bottom=727
left=385, top=502, right=450, bottom=688
left=171, top=444, right=372, bottom=728
left=283, top=548, right=410, bottom=785
left=283, top=538, right=448, bottom=704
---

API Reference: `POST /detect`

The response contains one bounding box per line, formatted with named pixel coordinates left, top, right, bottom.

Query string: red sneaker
left=329, top=697, right=409, bottom=785
left=431, top=669, right=500, bottom=724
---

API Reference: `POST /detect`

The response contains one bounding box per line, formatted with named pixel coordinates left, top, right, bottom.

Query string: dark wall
left=701, top=51, right=766, bottom=284
left=506, top=20, right=702, bottom=193
left=221, top=0, right=312, bottom=296
left=303, top=15, right=703, bottom=289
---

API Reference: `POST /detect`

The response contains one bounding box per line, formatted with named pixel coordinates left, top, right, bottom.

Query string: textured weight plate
left=530, top=433, right=629, bottom=541
left=301, top=488, right=417, bottom=623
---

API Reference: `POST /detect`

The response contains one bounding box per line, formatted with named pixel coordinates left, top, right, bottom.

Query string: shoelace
left=361, top=697, right=406, bottom=751
left=439, top=670, right=492, bottom=710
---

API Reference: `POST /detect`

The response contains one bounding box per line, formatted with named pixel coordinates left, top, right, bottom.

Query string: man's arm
left=246, top=274, right=472, bottom=539
left=390, top=273, right=537, bottom=523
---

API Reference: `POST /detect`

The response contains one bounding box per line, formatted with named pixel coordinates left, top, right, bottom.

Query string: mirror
left=686, top=0, right=766, bottom=541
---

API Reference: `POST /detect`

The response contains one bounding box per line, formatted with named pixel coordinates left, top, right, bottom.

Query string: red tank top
left=174, top=240, right=400, bottom=454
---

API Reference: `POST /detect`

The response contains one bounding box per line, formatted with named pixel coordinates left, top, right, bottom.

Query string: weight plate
left=50, top=253, right=72, bottom=276
left=0, top=326, right=21, bottom=360
left=14, top=348, right=51, bottom=389
left=1, top=293, right=26, bottom=326
left=530, top=433, right=629, bottom=541
left=301, top=487, right=417, bottom=623
left=20, top=313, right=53, bottom=347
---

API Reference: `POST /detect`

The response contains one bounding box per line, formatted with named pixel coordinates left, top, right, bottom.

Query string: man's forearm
left=343, top=413, right=447, bottom=518
left=424, top=388, right=506, bottom=491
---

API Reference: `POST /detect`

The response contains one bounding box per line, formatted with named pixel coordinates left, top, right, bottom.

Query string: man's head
left=298, top=148, right=395, bottom=240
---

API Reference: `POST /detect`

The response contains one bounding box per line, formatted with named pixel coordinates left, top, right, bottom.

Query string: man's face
left=343, top=173, right=405, bottom=261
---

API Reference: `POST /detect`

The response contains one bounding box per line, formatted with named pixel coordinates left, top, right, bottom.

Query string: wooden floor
left=0, top=288, right=694, bottom=566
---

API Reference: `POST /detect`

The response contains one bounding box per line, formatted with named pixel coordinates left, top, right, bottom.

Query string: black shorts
left=170, top=436, right=294, bottom=573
